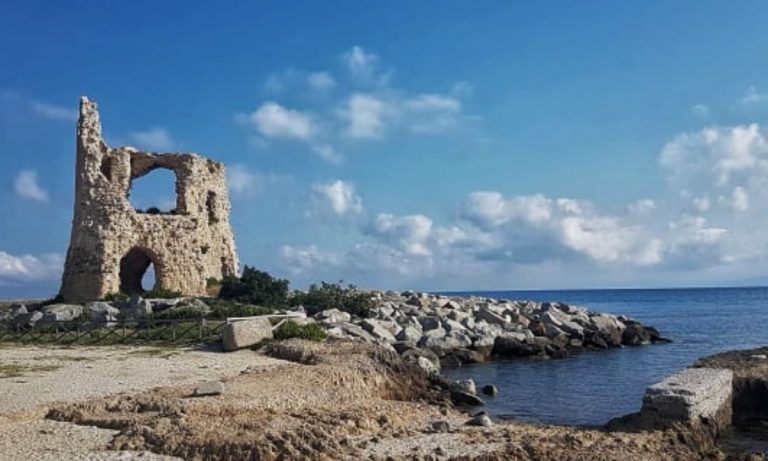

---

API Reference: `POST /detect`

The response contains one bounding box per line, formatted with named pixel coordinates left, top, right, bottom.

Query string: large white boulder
left=222, top=318, right=273, bottom=351
left=641, top=368, right=733, bottom=427
left=39, top=304, right=84, bottom=324
left=314, top=308, right=352, bottom=324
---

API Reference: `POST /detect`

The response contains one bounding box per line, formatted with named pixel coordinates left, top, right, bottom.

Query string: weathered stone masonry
left=59, top=97, right=239, bottom=302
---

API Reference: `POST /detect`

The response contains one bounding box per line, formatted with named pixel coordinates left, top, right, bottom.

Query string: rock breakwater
left=320, top=291, right=670, bottom=372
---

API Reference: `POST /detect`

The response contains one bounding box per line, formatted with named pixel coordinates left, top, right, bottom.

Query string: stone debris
left=451, top=378, right=477, bottom=395
left=59, top=97, right=239, bottom=302
left=451, top=390, right=485, bottom=407
left=194, top=380, right=225, bottom=397
left=430, top=420, right=451, bottom=433
left=467, top=414, right=493, bottom=427
left=482, top=384, right=499, bottom=396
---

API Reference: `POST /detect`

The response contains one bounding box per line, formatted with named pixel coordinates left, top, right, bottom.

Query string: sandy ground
left=0, top=343, right=290, bottom=460
left=44, top=340, right=724, bottom=460
left=0, top=340, right=740, bottom=460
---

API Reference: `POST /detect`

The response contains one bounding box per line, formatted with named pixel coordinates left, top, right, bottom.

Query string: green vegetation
left=206, top=298, right=274, bottom=318
left=219, top=266, right=290, bottom=307
left=273, top=320, right=327, bottom=341
left=291, top=281, right=374, bottom=317
left=205, top=276, right=222, bottom=297
left=104, top=288, right=181, bottom=301
left=143, top=288, right=183, bottom=299
left=148, top=307, right=204, bottom=320
left=104, top=292, right=129, bottom=302
left=148, top=299, right=274, bottom=320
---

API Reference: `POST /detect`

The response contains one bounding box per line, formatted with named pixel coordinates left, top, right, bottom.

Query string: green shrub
left=290, top=281, right=374, bottom=318
left=103, top=292, right=129, bottom=302
left=205, top=277, right=222, bottom=297
left=273, top=321, right=327, bottom=341
left=204, top=298, right=274, bottom=319
left=218, top=267, right=289, bottom=307
left=143, top=288, right=183, bottom=299
left=149, top=307, right=205, bottom=320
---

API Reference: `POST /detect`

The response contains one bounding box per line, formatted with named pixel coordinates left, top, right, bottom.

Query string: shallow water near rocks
left=442, top=287, right=768, bottom=427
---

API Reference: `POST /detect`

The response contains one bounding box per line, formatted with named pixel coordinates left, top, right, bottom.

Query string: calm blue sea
left=442, top=287, right=768, bottom=427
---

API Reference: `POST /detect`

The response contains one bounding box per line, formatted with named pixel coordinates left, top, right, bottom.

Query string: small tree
left=218, top=266, right=290, bottom=307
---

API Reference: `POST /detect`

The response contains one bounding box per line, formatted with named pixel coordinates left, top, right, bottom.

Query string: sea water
left=442, top=287, right=768, bottom=427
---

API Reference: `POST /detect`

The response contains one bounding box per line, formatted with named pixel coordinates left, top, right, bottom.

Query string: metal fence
left=0, top=318, right=227, bottom=346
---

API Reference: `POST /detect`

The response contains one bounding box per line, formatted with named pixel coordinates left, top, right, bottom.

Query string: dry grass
left=0, top=363, right=60, bottom=379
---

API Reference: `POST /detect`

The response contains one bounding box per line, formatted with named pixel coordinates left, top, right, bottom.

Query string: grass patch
left=0, top=363, right=60, bottom=379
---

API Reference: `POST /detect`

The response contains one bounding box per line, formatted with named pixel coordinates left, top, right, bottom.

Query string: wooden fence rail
left=0, top=318, right=227, bottom=346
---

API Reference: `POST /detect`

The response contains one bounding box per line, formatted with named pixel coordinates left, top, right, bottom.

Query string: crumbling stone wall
left=59, top=97, right=239, bottom=302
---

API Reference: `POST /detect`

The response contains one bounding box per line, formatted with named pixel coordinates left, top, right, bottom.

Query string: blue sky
left=4, top=1, right=768, bottom=298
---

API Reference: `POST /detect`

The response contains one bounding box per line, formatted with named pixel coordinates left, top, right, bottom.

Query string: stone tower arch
left=59, top=97, right=240, bottom=302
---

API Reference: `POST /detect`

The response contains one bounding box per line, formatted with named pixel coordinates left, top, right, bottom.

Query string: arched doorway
left=119, top=247, right=160, bottom=295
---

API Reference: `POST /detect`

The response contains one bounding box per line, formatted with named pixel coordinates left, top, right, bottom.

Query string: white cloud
left=366, top=213, right=434, bottom=257
left=460, top=191, right=663, bottom=266
left=0, top=251, right=63, bottom=283
left=0, top=92, right=77, bottom=122
left=272, top=114, right=768, bottom=288
left=342, top=46, right=389, bottom=85
left=720, top=186, right=750, bottom=212
left=238, top=47, right=471, bottom=164
left=307, top=72, right=336, bottom=91
left=227, top=165, right=274, bottom=197
left=742, top=86, right=768, bottom=104
left=310, top=180, right=363, bottom=218
left=692, top=196, right=711, bottom=212
left=14, top=170, right=48, bottom=203
left=280, top=245, right=340, bottom=274
left=129, top=127, right=175, bottom=151
left=311, top=144, right=343, bottom=165
left=463, top=192, right=553, bottom=229
left=691, top=104, right=710, bottom=118
left=339, top=93, right=390, bottom=139
left=627, top=199, right=656, bottom=215
left=239, top=102, right=317, bottom=141
left=671, top=216, right=727, bottom=244
left=404, top=94, right=462, bottom=133
left=559, top=215, right=662, bottom=265
left=660, top=124, right=768, bottom=187
left=29, top=100, right=77, bottom=122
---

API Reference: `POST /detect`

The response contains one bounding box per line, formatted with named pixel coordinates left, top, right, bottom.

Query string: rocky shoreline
left=318, top=291, right=670, bottom=373
left=1, top=291, right=670, bottom=375
left=0, top=291, right=669, bottom=372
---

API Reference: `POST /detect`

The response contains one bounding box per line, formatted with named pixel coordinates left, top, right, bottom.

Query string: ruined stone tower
left=59, top=97, right=239, bottom=302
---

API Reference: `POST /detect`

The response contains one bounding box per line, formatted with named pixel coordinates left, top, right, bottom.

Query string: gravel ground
left=0, top=344, right=286, bottom=416
left=0, top=419, right=181, bottom=460
left=0, top=343, right=290, bottom=459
